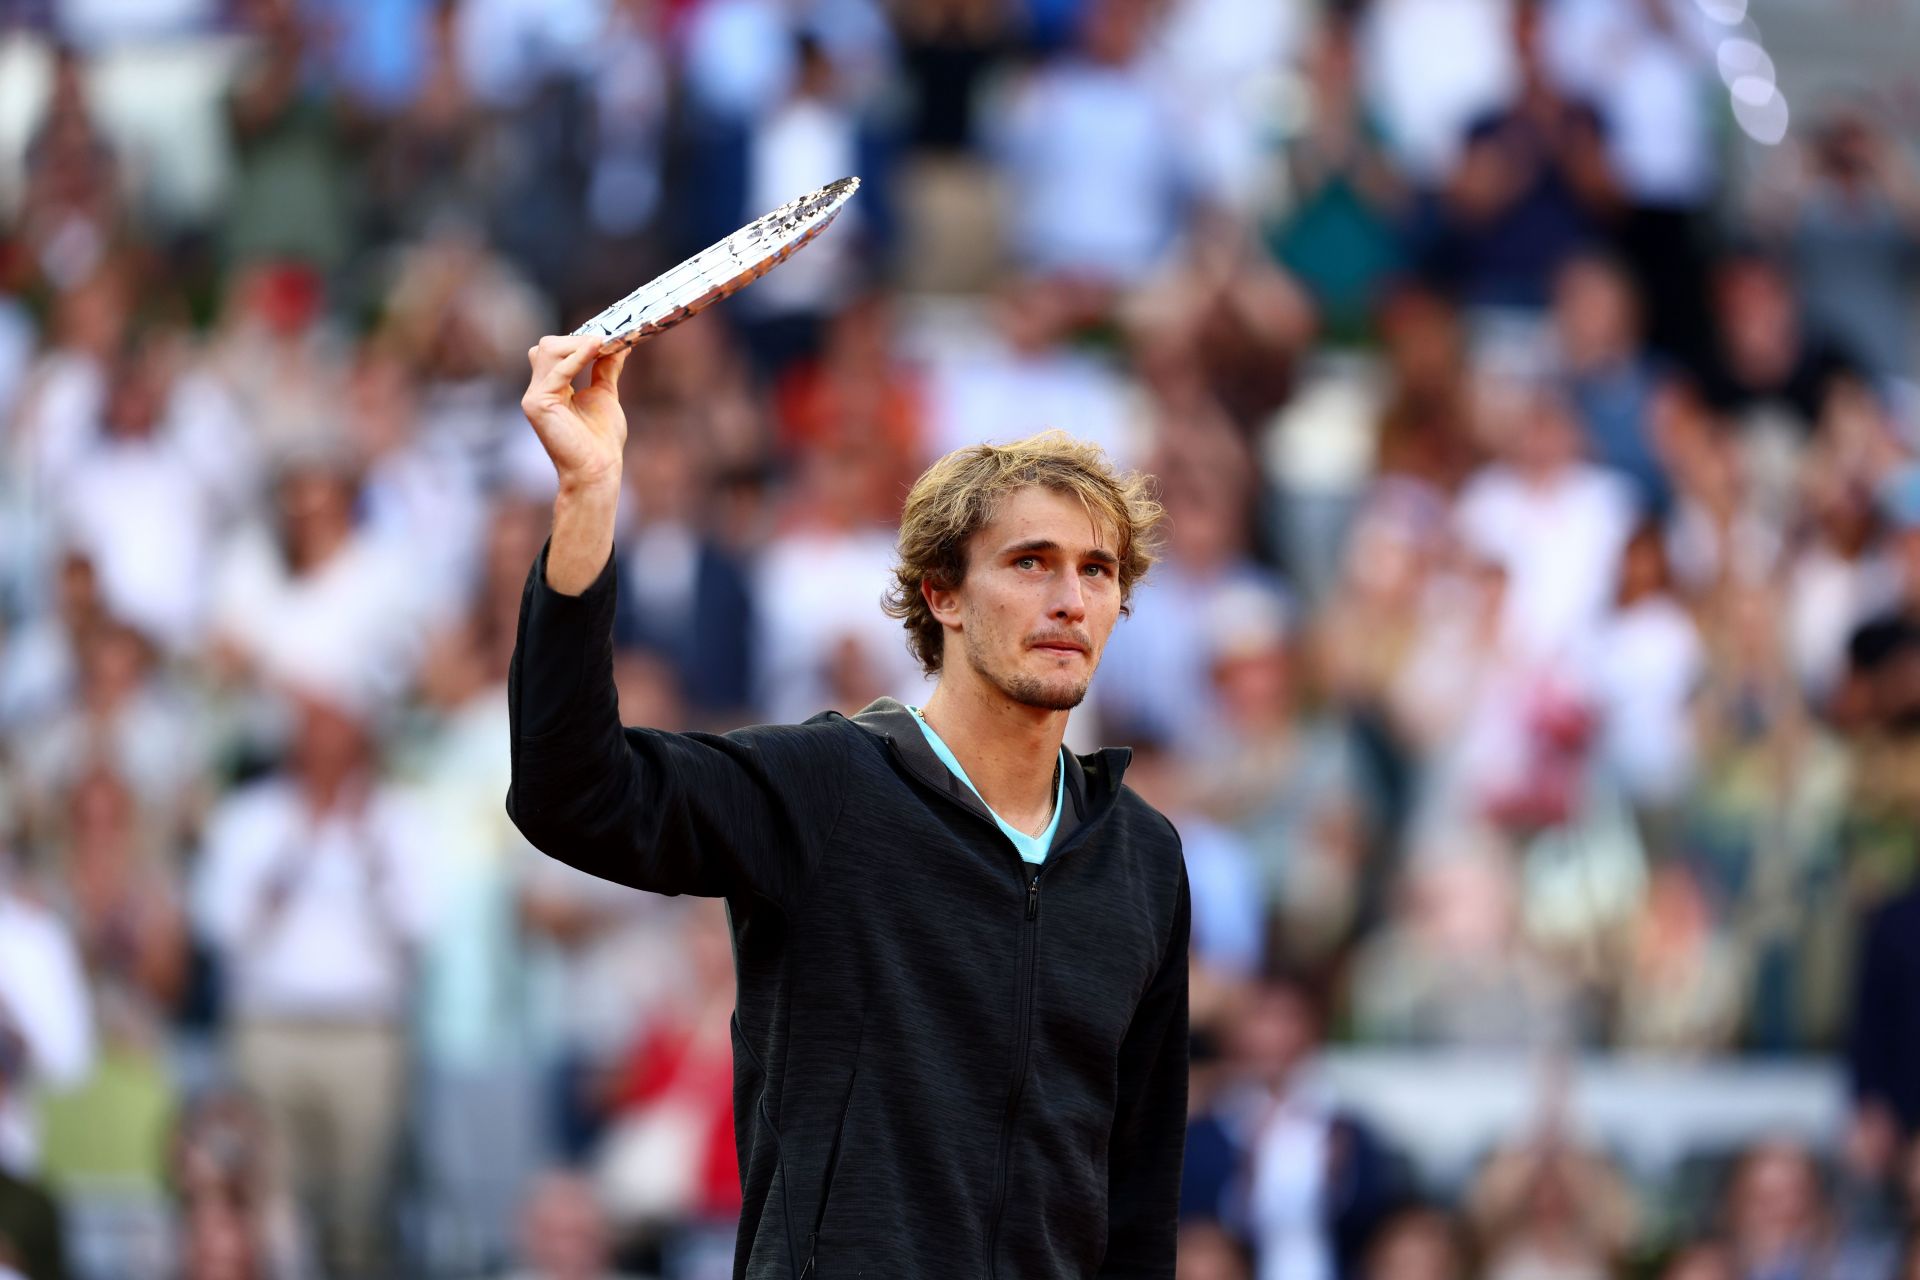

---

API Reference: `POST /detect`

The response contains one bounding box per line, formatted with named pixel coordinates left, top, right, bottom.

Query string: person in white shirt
left=207, top=450, right=427, bottom=715
left=0, top=860, right=95, bottom=1178
left=192, top=680, right=438, bottom=1277
left=921, top=279, right=1142, bottom=470
left=1584, top=524, right=1705, bottom=808
left=993, top=0, right=1190, bottom=288
left=47, top=339, right=251, bottom=655
left=1454, top=380, right=1640, bottom=663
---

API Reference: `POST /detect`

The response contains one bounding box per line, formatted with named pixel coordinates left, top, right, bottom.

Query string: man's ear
left=922, top=576, right=963, bottom=631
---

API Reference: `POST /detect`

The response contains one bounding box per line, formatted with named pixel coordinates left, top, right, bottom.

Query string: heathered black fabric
left=506, top=541, right=1189, bottom=1279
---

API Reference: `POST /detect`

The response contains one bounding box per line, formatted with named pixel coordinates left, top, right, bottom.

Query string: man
left=507, top=334, right=1189, bottom=1278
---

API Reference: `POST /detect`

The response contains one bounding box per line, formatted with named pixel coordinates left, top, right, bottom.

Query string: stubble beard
left=965, top=627, right=1091, bottom=712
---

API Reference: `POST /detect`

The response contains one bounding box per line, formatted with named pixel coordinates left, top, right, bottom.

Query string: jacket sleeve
left=1099, top=855, right=1190, bottom=1278
left=505, top=539, right=847, bottom=905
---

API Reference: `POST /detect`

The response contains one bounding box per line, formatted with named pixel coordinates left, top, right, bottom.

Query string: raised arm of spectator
left=506, top=336, right=849, bottom=905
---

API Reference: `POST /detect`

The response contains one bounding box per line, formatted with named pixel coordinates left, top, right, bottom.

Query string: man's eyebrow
left=1001, top=538, right=1119, bottom=565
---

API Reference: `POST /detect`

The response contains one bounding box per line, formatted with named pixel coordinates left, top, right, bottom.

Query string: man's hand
left=522, top=335, right=632, bottom=594
left=521, top=335, right=631, bottom=495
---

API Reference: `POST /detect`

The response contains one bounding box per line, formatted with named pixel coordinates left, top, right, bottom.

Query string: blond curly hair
left=883, top=431, right=1163, bottom=675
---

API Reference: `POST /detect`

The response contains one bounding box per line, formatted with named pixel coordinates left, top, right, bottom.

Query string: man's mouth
left=1032, top=640, right=1088, bottom=656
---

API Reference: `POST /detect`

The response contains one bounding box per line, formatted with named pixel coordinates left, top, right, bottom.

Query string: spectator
left=1178, top=1219, right=1255, bottom=1280
left=613, top=425, right=757, bottom=725
left=1780, top=464, right=1896, bottom=705
left=1095, top=439, right=1288, bottom=757
left=753, top=439, right=929, bottom=724
left=1540, top=0, right=1721, bottom=366
left=492, top=1170, right=651, bottom=1280
left=1467, top=1132, right=1637, bottom=1280
left=1361, top=1205, right=1472, bottom=1280
left=165, top=1087, right=311, bottom=1280
left=1613, top=862, right=1748, bottom=1056
left=1405, top=0, right=1617, bottom=312
left=15, top=617, right=207, bottom=843
left=0, top=856, right=94, bottom=1178
left=892, top=0, right=1012, bottom=292
left=921, top=276, right=1139, bottom=469
left=46, top=334, right=246, bottom=655
left=1368, top=287, right=1479, bottom=502
left=729, top=33, right=885, bottom=375
left=1766, top=110, right=1920, bottom=383
left=594, top=904, right=740, bottom=1244
left=1185, top=583, right=1366, bottom=972
left=1720, top=1142, right=1893, bottom=1280
left=347, top=342, right=486, bottom=630
left=220, top=0, right=358, bottom=273
left=1454, top=379, right=1640, bottom=663
left=518, top=856, right=688, bottom=1164
left=994, top=0, right=1189, bottom=290
left=1682, top=576, right=1850, bottom=1050
left=1583, top=523, right=1704, bottom=810
left=1266, top=13, right=1407, bottom=344
left=1660, top=383, right=1782, bottom=596
left=1350, top=830, right=1581, bottom=1048
left=191, top=683, right=439, bottom=1275
left=1698, top=248, right=1861, bottom=440
left=1120, top=728, right=1263, bottom=981
left=31, top=766, right=183, bottom=1255
left=0, top=550, right=100, bottom=735
left=408, top=500, right=551, bottom=1272
left=1124, top=213, right=1316, bottom=433
left=1552, top=253, right=1672, bottom=514
left=206, top=450, right=427, bottom=718
left=1149, top=0, right=1304, bottom=220
left=359, top=2, right=488, bottom=245
left=13, top=45, right=123, bottom=295
left=1187, top=975, right=1403, bottom=1280
left=203, top=261, right=351, bottom=467
left=1355, top=0, right=1515, bottom=184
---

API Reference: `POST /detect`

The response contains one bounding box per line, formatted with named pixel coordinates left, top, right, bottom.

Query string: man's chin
left=1001, top=672, right=1089, bottom=712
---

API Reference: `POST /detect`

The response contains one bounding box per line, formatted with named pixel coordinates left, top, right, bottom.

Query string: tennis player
left=508, top=334, right=1188, bottom=1278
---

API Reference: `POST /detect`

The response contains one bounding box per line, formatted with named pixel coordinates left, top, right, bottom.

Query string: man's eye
left=1083, top=563, right=1109, bottom=577
left=1016, top=556, right=1039, bottom=570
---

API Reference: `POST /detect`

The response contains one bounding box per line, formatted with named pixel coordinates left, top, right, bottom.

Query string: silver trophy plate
left=572, top=176, right=861, bottom=353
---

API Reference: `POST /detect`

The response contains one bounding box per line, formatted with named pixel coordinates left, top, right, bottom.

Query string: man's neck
left=918, top=673, right=1068, bottom=834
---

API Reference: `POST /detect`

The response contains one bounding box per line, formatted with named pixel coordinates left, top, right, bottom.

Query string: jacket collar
left=836, top=696, right=1131, bottom=831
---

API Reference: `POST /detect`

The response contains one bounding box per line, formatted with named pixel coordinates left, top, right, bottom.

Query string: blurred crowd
left=1, top=0, right=1919, bottom=1276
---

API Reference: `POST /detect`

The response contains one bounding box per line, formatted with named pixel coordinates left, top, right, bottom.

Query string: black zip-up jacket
left=506, top=542, right=1189, bottom=1279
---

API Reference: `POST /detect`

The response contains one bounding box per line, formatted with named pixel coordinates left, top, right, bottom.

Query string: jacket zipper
left=983, top=869, right=1043, bottom=1279
left=980, top=817, right=1107, bottom=1278
left=880, top=732, right=1108, bottom=1279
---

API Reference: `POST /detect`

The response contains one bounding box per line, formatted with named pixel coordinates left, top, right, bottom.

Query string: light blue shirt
left=910, top=707, right=1064, bottom=865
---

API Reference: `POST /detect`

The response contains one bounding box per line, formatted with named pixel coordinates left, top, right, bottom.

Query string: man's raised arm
left=505, top=335, right=846, bottom=905
left=521, top=334, right=629, bottom=594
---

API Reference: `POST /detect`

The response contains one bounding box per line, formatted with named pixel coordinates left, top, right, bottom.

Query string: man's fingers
left=588, top=346, right=630, bottom=396
left=545, top=337, right=603, bottom=389
left=528, top=335, right=604, bottom=395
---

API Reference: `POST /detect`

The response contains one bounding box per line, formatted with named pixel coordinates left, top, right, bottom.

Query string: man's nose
left=1050, top=572, right=1088, bottom=621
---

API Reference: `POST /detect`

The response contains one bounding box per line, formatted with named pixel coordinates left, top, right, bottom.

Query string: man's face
left=929, top=485, right=1124, bottom=712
